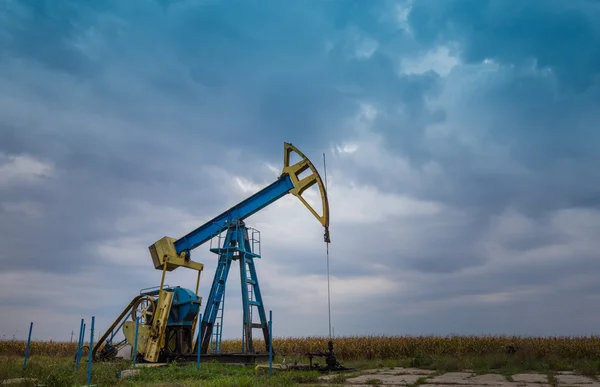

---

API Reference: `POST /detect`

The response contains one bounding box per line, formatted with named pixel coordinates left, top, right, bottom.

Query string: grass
left=3, top=335, right=600, bottom=385
left=0, top=356, right=322, bottom=386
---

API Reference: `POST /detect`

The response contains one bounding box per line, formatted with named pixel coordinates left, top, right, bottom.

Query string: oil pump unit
left=90, top=142, right=330, bottom=364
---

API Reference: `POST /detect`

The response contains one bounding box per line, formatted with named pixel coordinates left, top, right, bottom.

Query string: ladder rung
left=247, top=279, right=256, bottom=284
left=249, top=300, right=261, bottom=306
left=251, top=323, right=264, bottom=329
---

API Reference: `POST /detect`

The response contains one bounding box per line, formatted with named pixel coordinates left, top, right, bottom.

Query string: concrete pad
left=512, top=373, right=549, bottom=383
left=468, top=374, right=510, bottom=385
left=340, top=385, right=406, bottom=387
left=427, top=372, right=476, bottom=384
left=118, top=369, right=140, bottom=379
left=420, top=385, right=486, bottom=387
left=133, top=362, right=168, bottom=368
left=345, top=373, right=423, bottom=385
left=375, top=367, right=435, bottom=375
left=1, top=378, right=38, bottom=385
left=427, top=372, right=512, bottom=385
left=555, top=374, right=597, bottom=384
left=318, top=373, right=350, bottom=381
left=421, top=385, right=550, bottom=387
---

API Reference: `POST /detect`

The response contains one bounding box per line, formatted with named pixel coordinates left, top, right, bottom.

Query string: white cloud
left=355, top=36, right=379, bottom=59
left=400, top=45, right=460, bottom=77
left=0, top=154, right=53, bottom=186
left=395, top=0, right=414, bottom=35
left=335, top=143, right=358, bottom=154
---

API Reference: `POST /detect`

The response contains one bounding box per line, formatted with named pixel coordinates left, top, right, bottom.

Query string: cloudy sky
left=1, top=0, right=600, bottom=343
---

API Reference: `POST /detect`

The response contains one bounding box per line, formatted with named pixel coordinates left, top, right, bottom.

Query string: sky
left=1, top=0, right=600, bottom=343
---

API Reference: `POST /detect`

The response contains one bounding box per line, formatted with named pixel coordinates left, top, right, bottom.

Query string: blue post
left=23, top=322, right=33, bottom=369
left=75, top=319, right=84, bottom=370
left=80, top=323, right=86, bottom=367
left=87, top=316, right=94, bottom=386
left=133, top=317, right=140, bottom=366
left=196, top=313, right=202, bottom=370
left=269, top=310, right=273, bottom=374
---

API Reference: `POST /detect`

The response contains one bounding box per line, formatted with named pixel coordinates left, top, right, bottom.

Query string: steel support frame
left=195, top=221, right=270, bottom=355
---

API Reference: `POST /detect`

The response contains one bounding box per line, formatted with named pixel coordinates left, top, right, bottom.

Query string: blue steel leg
left=204, top=257, right=232, bottom=349
left=244, top=233, right=270, bottom=352
left=196, top=313, right=202, bottom=370
left=87, top=316, right=95, bottom=386
left=238, top=227, right=253, bottom=353
left=75, top=319, right=84, bottom=370
left=198, top=232, right=234, bottom=354
left=133, top=317, right=139, bottom=366
left=77, top=322, right=86, bottom=370
left=23, top=322, right=33, bottom=369
left=269, top=310, right=273, bottom=374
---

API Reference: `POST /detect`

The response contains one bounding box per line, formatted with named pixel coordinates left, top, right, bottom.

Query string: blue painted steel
left=174, top=175, right=294, bottom=255
left=196, top=313, right=202, bottom=370
left=199, top=234, right=235, bottom=353
left=133, top=317, right=139, bottom=366
left=269, top=310, right=273, bottom=374
left=198, top=223, right=270, bottom=354
left=239, top=228, right=269, bottom=353
left=142, top=286, right=201, bottom=328
left=167, top=287, right=201, bottom=327
left=77, top=322, right=86, bottom=369
left=75, top=319, right=84, bottom=370
left=23, top=322, right=32, bottom=369
left=87, top=316, right=95, bottom=386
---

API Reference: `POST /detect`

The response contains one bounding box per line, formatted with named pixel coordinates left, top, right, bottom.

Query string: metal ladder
left=207, top=228, right=231, bottom=355
left=210, top=283, right=225, bottom=354
left=243, top=262, right=254, bottom=349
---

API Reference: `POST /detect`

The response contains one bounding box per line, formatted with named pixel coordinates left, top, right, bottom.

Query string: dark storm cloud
left=352, top=0, right=600, bottom=223
left=409, top=0, right=600, bottom=91
left=1, top=0, right=600, bottom=341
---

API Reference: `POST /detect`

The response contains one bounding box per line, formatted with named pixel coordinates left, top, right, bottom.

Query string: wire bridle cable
left=323, top=152, right=332, bottom=339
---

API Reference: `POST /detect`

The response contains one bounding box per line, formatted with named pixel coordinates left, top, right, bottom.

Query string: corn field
left=3, top=335, right=600, bottom=360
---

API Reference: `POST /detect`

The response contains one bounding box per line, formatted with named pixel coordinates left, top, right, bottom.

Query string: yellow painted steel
left=149, top=237, right=204, bottom=272
left=190, top=270, right=202, bottom=346
left=143, top=239, right=204, bottom=361
left=282, top=142, right=330, bottom=232
left=123, top=322, right=151, bottom=355
left=144, top=290, right=174, bottom=362
left=92, top=294, right=146, bottom=360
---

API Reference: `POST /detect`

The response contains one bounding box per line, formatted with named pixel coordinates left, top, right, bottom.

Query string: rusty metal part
left=91, top=294, right=146, bottom=360
left=132, top=295, right=156, bottom=325
left=283, top=340, right=352, bottom=373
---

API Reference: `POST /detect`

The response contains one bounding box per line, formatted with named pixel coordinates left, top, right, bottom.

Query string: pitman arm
left=148, top=142, right=330, bottom=272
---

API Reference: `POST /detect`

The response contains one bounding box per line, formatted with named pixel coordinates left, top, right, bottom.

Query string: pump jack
left=90, top=142, right=330, bottom=364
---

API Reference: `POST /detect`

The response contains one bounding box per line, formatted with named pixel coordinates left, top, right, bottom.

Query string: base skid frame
left=175, top=352, right=271, bottom=365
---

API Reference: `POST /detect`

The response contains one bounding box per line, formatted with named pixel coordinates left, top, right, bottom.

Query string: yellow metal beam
left=144, top=289, right=174, bottom=363
left=281, top=142, right=330, bottom=231
left=149, top=237, right=205, bottom=272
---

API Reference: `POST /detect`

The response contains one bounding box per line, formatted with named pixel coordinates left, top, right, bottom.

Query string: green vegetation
left=3, top=335, right=600, bottom=386
left=0, top=356, right=321, bottom=387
